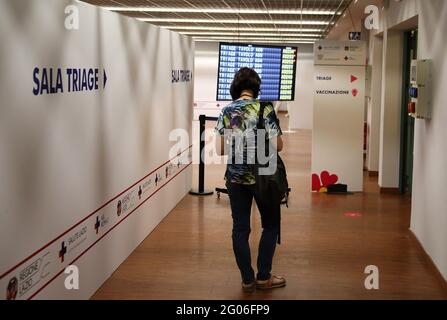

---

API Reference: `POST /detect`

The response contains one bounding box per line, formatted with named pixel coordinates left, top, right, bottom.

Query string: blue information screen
left=217, top=42, right=297, bottom=101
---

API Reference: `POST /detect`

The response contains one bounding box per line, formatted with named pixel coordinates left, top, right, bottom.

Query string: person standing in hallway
left=215, top=67, right=286, bottom=292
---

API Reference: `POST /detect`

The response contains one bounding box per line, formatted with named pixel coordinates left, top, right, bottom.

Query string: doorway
left=399, top=29, right=418, bottom=194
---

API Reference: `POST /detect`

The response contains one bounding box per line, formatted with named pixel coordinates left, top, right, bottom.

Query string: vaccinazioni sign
left=316, top=90, right=350, bottom=95
left=32, top=67, right=107, bottom=96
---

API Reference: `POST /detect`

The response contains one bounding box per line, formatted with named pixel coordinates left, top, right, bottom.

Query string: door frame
left=398, top=29, right=417, bottom=194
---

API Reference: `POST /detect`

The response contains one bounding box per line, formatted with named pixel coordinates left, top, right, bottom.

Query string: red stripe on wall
left=0, top=146, right=192, bottom=280
left=28, top=162, right=192, bottom=300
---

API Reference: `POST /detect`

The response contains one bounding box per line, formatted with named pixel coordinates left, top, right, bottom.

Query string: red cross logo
left=95, top=216, right=100, bottom=234
left=59, top=241, right=67, bottom=263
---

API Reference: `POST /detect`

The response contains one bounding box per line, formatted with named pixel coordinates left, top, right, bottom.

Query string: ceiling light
left=160, top=26, right=324, bottom=32
left=193, top=39, right=315, bottom=44
left=180, top=32, right=321, bottom=37
left=138, top=18, right=331, bottom=25
left=192, top=36, right=319, bottom=41
left=104, top=7, right=339, bottom=15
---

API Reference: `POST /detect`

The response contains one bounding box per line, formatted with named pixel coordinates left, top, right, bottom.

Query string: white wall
left=380, top=0, right=447, bottom=281
left=386, top=0, right=418, bottom=30
left=410, top=0, right=447, bottom=281
left=0, top=0, right=194, bottom=299
left=193, top=41, right=221, bottom=119
left=288, top=45, right=314, bottom=130
left=193, top=41, right=314, bottom=129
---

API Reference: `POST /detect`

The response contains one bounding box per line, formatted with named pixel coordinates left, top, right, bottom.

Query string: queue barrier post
left=189, top=114, right=217, bottom=196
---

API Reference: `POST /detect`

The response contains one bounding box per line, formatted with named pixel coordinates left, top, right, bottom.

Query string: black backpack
left=254, top=102, right=290, bottom=207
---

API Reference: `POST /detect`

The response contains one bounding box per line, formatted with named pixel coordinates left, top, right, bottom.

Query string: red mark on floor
left=344, top=212, right=362, bottom=218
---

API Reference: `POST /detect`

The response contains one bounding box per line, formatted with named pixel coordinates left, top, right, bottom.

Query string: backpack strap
left=257, top=102, right=269, bottom=130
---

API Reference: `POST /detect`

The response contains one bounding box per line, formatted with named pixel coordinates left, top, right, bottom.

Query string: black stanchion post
left=190, top=114, right=214, bottom=196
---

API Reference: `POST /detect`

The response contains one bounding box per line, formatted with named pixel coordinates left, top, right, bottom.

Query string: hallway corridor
left=92, top=116, right=447, bottom=300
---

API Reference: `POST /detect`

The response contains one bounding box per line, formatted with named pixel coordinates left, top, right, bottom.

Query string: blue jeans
left=226, top=182, right=280, bottom=284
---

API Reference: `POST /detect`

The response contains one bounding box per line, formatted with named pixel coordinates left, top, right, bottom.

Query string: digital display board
left=217, top=42, right=297, bottom=101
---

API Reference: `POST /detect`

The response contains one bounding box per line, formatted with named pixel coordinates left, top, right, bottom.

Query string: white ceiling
left=325, top=0, right=383, bottom=40
left=81, top=0, right=352, bottom=44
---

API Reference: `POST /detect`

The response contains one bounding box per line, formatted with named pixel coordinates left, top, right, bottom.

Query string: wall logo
left=117, top=200, right=122, bottom=217
left=59, top=241, right=67, bottom=263
left=95, top=216, right=100, bottom=234
left=6, top=277, right=18, bottom=300
left=68, top=227, right=87, bottom=247
left=138, top=186, right=143, bottom=200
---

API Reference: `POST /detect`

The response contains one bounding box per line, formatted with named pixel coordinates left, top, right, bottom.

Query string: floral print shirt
left=215, top=99, right=282, bottom=185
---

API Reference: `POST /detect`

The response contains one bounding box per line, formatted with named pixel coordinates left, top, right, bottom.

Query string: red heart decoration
left=312, top=173, right=322, bottom=191
left=320, top=171, right=338, bottom=187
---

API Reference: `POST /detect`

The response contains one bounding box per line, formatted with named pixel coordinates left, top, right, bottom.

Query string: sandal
left=256, top=275, right=286, bottom=290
